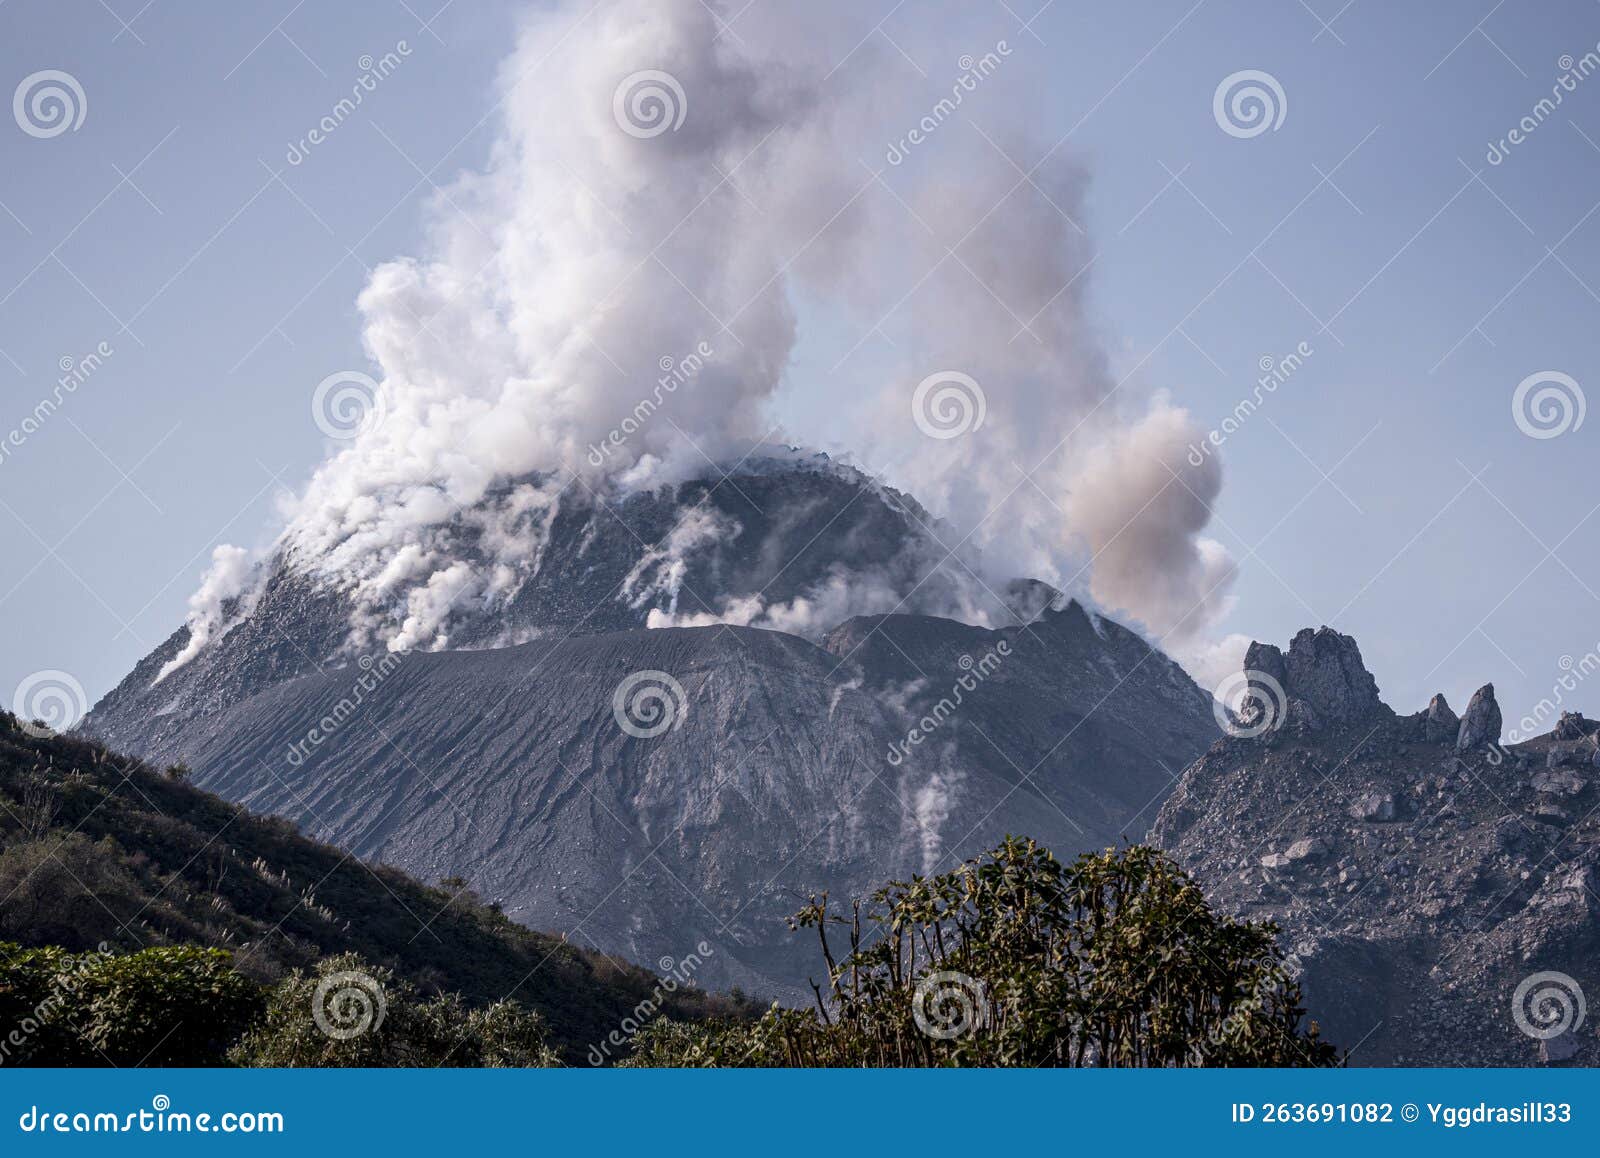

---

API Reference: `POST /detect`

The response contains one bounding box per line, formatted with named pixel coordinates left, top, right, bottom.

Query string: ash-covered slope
left=87, top=457, right=971, bottom=755
left=1152, top=627, right=1600, bottom=1065
left=112, top=603, right=1216, bottom=1000
left=85, top=459, right=1222, bottom=998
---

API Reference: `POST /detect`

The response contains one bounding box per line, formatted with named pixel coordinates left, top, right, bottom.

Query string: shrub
left=0, top=943, right=261, bottom=1065
left=627, top=838, right=1339, bottom=1067
left=230, top=953, right=558, bottom=1067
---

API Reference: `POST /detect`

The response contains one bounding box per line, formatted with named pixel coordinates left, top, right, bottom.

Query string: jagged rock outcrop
left=1554, top=711, right=1595, bottom=742
left=1456, top=684, right=1503, bottom=751
left=1153, top=636, right=1600, bottom=1066
left=1242, top=627, right=1383, bottom=731
left=1423, top=693, right=1458, bottom=742
left=1282, top=627, right=1384, bottom=724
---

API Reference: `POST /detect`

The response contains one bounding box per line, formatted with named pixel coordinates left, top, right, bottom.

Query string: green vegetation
left=627, top=838, right=1339, bottom=1067
left=0, top=942, right=556, bottom=1066
left=0, top=711, right=743, bottom=1062
left=233, top=953, right=558, bottom=1067
left=0, top=712, right=1335, bottom=1067
left=0, top=942, right=260, bottom=1065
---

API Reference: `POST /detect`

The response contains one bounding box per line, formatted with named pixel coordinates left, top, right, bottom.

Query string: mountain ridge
left=84, top=462, right=1221, bottom=1000
left=1153, top=625, right=1600, bottom=1065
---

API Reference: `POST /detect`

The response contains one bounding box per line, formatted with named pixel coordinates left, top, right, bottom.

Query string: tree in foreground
left=230, top=953, right=558, bottom=1067
left=627, top=838, right=1339, bottom=1067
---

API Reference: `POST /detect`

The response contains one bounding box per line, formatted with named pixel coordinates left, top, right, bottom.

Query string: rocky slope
left=84, top=462, right=1220, bottom=1000
left=97, top=603, right=1215, bottom=1000
left=0, top=710, right=739, bottom=1061
left=1152, top=627, right=1600, bottom=1065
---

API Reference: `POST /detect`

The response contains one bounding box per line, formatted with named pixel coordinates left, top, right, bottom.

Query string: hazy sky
left=4, top=0, right=1600, bottom=737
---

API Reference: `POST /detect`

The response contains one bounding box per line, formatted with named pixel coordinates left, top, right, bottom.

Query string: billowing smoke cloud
left=174, top=0, right=1237, bottom=673
left=1059, top=402, right=1237, bottom=643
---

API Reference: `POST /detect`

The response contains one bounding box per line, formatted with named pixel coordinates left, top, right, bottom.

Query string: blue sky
left=3, top=0, right=1600, bottom=734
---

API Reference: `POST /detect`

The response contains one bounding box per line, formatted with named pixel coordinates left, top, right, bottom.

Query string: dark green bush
left=627, top=838, right=1339, bottom=1068
left=230, top=953, right=557, bottom=1067
left=0, top=942, right=261, bottom=1065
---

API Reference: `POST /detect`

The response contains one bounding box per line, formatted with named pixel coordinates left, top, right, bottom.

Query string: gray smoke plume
left=172, top=0, right=1237, bottom=677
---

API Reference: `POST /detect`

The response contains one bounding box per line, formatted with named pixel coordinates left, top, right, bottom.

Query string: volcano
left=87, top=458, right=1219, bottom=997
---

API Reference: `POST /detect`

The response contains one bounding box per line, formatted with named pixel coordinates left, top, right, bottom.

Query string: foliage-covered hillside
left=0, top=711, right=743, bottom=1062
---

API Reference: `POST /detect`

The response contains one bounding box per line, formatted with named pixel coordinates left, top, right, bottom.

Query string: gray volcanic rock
left=1424, top=694, right=1458, bottom=742
left=1153, top=636, right=1600, bottom=1066
left=1457, top=684, right=1503, bottom=751
left=1281, top=628, right=1384, bottom=725
left=1240, top=627, right=1382, bottom=732
left=1554, top=711, right=1595, bottom=742
left=825, top=601, right=1219, bottom=844
left=113, top=614, right=1216, bottom=999
left=85, top=461, right=1220, bottom=999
